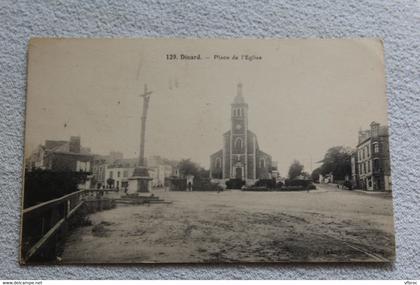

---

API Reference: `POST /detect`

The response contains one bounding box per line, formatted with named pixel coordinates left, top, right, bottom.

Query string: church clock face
left=235, top=124, right=242, bottom=130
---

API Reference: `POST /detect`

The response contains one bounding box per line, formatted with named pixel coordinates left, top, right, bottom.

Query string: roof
left=378, top=126, right=389, bottom=136
left=49, top=142, right=70, bottom=152
left=44, top=139, right=91, bottom=154
left=45, top=140, right=68, bottom=150
left=258, top=149, right=271, bottom=159
left=210, top=149, right=223, bottom=157
left=48, top=151, right=93, bottom=158
left=357, top=125, right=389, bottom=147
left=108, top=158, right=138, bottom=168
left=248, top=130, right=259, bottom=150
left=233, top=94, right=245, bottom=104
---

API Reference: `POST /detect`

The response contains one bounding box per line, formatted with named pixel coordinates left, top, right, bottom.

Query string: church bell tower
left=230, top=83, right=248, bottom=180
left=231, top=83, right=248, bottom=132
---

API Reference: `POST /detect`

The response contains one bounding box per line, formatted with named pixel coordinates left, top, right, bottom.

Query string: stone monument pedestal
left=127, top=166, right=153, bottom=194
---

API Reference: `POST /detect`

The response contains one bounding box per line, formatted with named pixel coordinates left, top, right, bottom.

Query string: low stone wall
left=242, top=185, right=317, bottom=192
left=83, top=198, right=116, bottom=214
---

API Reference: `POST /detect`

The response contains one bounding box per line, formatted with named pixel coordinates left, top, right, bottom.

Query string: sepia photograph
left=21, top=38, right=395, bottom=264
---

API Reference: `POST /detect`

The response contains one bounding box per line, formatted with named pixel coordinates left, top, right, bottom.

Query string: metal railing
left=21, top=188, right=117, bottom=263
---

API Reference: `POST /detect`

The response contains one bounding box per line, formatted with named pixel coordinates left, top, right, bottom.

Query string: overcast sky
left=25, top=38, right=389, bottom=175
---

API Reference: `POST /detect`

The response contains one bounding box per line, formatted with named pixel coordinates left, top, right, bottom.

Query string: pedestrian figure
left=187, top=181, right=192, bottom=192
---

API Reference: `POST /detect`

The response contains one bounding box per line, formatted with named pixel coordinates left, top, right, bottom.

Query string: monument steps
left=115, top=194, right=171, bottom=205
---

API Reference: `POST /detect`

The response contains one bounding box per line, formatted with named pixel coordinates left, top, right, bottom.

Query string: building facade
left=149, top=165, right=173, bottom=187
left=91, top=155, right=108, bottom=188
left=352, top=122, right=392, bottom=191
left=26, top=136, right=93, bottom=172
left=91, top=152, right=124, bottom=188
left=147, top=155, right=179, bottom=187
left=104, top=158, right=137, bottom=190
left=210, top=84, right=274, bottom=186
left=101, top=156, right=178, bottom=190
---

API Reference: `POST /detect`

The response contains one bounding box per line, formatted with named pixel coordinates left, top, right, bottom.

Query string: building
left=104, top=158, right=137, bottom=190
left=352, top=122, right=392, bottom=191
left=209, top=83, right=274, bottom=186
left=148, top=165, right=172, bottom=187
left=91, top=155, right=107, bottom=188
left=350, top=152, right=358, bottom=187
left=26, top=136, right=93, bottom=172
left=91, top=151, right=124, bottom=188
left=98, top=155, right=179, bottom=190
left=147, top=155, right=179, bottom=187
left=270, top=161, right=280, bottom=181
left=109, top=151, right=124, bottom=162
left=319, top=173, right=334, bottom=184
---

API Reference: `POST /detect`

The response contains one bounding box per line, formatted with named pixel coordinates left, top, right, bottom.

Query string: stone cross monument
left=127, top=84, right=153, bottom=194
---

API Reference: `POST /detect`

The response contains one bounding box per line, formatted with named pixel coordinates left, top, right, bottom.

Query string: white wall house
left=105, top=167, right=135, bottom=189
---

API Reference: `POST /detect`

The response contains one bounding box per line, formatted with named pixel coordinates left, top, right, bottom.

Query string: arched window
left=234, top=137, right=243, bottom=150
left=234, top=108, right=243, bottom=117
left=260, top=158, right=265, bottom=168
left=215, top=157, right=222, bottom=169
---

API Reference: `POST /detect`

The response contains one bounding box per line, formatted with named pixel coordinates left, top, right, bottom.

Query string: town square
left=20, top=39, right=395, bottom=264
left=61, top=185, right=394, bottom=263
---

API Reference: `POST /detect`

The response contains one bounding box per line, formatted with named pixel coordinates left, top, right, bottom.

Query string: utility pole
left=310, top=155, right=313, bottom=174
left=139, top=84, right=152, bottom=166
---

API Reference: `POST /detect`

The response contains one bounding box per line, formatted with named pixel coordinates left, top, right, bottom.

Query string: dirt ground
left=61, top=184, right=395, bottom=263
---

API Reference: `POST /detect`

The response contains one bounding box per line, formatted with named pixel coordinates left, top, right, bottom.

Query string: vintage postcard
left=21, top=38, right=395, bottom=263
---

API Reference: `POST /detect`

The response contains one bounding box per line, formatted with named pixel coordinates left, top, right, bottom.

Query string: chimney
left=370, top=121, right=380, bottom=137
left=69, top=136, right=81, bottom=153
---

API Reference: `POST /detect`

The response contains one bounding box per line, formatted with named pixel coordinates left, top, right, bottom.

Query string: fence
left=21, top=189, right=116, bottom=263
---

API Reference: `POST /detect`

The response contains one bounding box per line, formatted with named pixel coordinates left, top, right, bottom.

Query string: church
left=210, top=83, right=275, bottom=186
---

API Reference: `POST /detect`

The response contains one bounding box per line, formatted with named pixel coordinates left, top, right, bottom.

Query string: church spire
left=237, top=82, right=242, bottom=97
left=233, top=82, right=245, bottom=104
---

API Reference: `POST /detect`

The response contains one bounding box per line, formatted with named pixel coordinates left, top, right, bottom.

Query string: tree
left=301, top=171, right=311, bottom=180
left=178, top=159, right=211, bottom=179
left=319, top=146, right=353, bottom=180
left=197, top=168, right=210, bottom=179
left=178, top=159, right=200, bottom=177
left=311, top=167, right=321, bottom=182
left=288, top=160, right=304, bottom=180
left=24, top=169, right=88, bottom=208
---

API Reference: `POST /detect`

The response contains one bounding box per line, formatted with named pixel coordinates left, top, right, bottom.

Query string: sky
left=25, top=38, right=389, bottom=175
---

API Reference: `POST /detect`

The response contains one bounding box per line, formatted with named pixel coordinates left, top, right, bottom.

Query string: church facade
left=210, top=84, right=274, bottom=186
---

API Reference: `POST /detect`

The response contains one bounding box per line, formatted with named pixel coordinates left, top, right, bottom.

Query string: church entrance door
left=235, top=167, right=243, bottom=179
